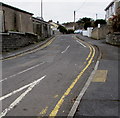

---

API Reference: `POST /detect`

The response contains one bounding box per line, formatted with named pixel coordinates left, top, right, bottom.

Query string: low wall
left=91, top=25, right=108, bottom=40
left=91, top=27, right=99, bottom=39
left=106, top=32, right=120, bottom=46
left=82, top=30, right=88, bottom=36
left=1, top=32, right=40, bottom=52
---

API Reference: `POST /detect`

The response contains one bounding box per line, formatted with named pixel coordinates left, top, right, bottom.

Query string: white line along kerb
left=67, top=60, right=100, bottom=117
left=61, top=45, right=70, bottom=54
left=76, top=40, right=86, bottom=48
left=0, top=75, right=46, bottom=118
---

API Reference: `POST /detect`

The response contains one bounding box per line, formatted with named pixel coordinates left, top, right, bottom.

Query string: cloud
left=1, top=0, right=110, bottom=23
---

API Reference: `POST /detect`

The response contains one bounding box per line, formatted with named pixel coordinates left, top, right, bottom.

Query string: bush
left=94, top=19, right=106, bottom=27
left=67, top=29, right=74, bottom=34
left=57, top=25, right=67, bottom=34
left=84, top=21, right=92, bottom=30
left=108, top=15, right=120, bottom=32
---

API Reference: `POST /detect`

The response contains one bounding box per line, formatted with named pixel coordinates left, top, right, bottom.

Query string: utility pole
left=41, top=0, right=43, bottom=20
left=96, top=13, right=98, bottom=20
left=74, top=10, right=76, bottom=30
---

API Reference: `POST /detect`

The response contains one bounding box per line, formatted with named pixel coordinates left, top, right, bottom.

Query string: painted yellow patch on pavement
left=92, top=70, right=108, bottom=82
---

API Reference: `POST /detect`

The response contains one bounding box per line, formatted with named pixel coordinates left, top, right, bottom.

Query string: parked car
left=74, top=29, right=82, bottom=34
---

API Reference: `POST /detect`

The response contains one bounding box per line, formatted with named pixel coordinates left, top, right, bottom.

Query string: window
left=0, top=10, right=5, bottom=32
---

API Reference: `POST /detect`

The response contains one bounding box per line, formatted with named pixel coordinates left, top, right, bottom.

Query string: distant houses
left=63, top=22, right=75, bottom=30
left=48, top=20, right=61, bottom=35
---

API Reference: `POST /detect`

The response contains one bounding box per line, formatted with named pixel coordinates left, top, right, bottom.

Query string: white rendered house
left=105, top=0, right=120, bottom=21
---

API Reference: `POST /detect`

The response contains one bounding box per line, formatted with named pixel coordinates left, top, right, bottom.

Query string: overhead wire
left=75, top=0, right=88, bottom=12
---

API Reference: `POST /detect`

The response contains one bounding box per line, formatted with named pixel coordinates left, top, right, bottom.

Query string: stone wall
left=91, top=27, right=99, bottom=39
left=1, top=32, right=39, bottom=52
left=116, top=7, right=120, bottom=15
left=106, top=32, right=120, bottom=46
left=91, top=25, right=108, bottom=40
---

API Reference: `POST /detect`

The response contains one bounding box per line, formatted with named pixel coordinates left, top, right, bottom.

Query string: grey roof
left=105, top=1, right=114, bottom=11
left=0, top=2, right=33, bottom=15
left=32, top=17, right=50, bottom=25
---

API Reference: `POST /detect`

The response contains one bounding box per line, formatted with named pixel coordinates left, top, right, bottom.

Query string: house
left=49, top=21, right=59, bottom=31
left=105, top=0, right=120, bottom=21
left=0, top=2, right=34, bottom=33
left=48, top=21, right=59, bottom=34
left=0, top=2, right=54, bottom=52
left=63, top=22, right=75, bottom=30
left=33, top=17, right=52, bottom=38
left=105, top=0, right=120, bottom=45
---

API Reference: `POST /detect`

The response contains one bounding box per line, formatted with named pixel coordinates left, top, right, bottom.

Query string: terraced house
left=0, top=2, right=53, bottom=52
left=0, top=2, right=34, bottom=33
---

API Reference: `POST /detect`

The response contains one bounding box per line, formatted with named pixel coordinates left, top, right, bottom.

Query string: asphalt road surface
left=1, top=34, right=99, bottom=117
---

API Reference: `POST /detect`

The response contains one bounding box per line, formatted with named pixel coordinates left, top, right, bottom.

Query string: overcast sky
left=2, top=0, right=111, bottom=24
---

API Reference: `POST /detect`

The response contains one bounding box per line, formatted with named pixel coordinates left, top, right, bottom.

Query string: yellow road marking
left=3, top=38, right=55, bottom=61
left=73, top=36, right=92, bottom=61
left=86, top=45, right=92, bottom=61
left=92, top=70, right=108, bottom=82
left=49, top=43, right=96, bottom=117
left=39, top=106, right=48, bottom=115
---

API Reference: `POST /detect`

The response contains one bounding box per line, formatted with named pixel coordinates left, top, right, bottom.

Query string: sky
left=1, top=0, right=112, bottom=24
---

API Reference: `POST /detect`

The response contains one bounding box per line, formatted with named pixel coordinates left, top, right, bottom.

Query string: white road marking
left=76, top=40, right=86, bottom=48
left=67, top=61, right=100, bottom=117
left=0, top=62, right=45, bottom=83
left=0, top=74, right=45, bottom=101
left=61, top=45, right=70, bottom=54
left=0, top=75, right=46, bottom=117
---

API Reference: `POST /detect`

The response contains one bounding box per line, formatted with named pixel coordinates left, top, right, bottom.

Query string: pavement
left=72, top=34, right=120, bottom=118
left=1, top=35, right=55, bottom=60
left=1, top=34, right=119, bottom=117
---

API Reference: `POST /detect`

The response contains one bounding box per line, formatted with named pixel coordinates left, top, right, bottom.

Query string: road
left=1, top=34, right=99, bottom=117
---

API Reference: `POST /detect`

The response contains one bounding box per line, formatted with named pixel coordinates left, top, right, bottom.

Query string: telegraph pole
left=96, top=13, right=98, bottom=20
left=74, top=10, right=76, bottom=30
left=41, top=0, right=43, bottom=19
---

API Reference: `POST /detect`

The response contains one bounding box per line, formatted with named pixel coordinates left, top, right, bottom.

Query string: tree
left=94, top=19, right=106, bottom=27
left=84, top=21, right=92, bottom=30
left=76, top=17, right=93, bottom=30
left=57, top=25, right=67, bottom=34
left=67, top=29, right=74, bottom=34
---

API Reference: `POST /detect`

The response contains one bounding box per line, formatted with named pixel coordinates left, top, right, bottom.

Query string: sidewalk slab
left=74, top=34, right=119, bottom=117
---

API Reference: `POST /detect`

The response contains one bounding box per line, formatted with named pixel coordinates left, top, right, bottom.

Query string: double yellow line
left=2, top=37, right=55, bottom=61
left=49, top=37, right=96, bottom=117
